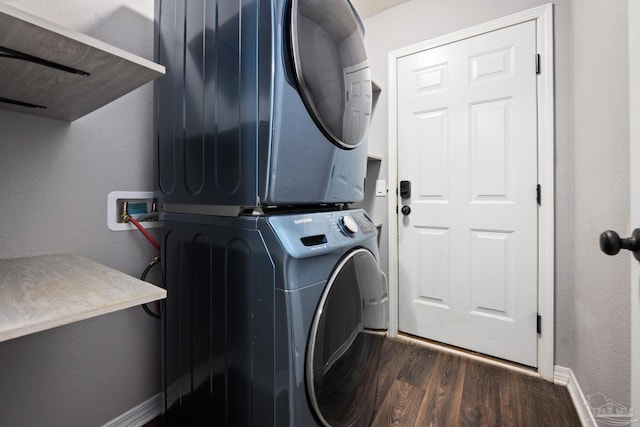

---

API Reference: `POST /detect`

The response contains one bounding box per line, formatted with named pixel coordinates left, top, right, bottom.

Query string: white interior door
left=342, top=64, right=372, bottom=144
left=396, top=21, right=539, bottom=367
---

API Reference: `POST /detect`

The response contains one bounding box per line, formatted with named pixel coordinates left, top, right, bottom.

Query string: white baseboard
left=102, top=393, right=162, bottom=427
left=554, top=366, right=597, bottom=426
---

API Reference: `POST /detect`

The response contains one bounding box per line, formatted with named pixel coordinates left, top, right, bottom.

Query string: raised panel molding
left=470, top=46, right=514, bottom=83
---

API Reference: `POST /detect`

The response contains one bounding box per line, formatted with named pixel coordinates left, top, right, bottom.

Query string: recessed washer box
left=107, top=191, right=161, bottom=232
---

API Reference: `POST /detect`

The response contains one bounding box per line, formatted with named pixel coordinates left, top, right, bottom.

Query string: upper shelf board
left=0, top=3, right=165, bottom=121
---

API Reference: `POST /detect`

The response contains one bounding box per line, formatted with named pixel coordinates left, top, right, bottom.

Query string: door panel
left=397, top=21, right=538, bottom=367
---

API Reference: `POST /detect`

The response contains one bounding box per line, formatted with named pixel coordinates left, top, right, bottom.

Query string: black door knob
left=401, top=205, right=411, bottom=216
left=600, top=229, right=640, bottom=261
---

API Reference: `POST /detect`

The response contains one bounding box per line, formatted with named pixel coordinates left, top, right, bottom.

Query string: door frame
left=387, top=4, right=555, bottom=380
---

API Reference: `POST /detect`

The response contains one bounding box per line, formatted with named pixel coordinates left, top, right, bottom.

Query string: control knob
left=338, top=215, right=358, bottom=236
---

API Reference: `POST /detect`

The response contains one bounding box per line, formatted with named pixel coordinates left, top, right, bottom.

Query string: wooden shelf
left=0, top=254, right=166, bottom=342
left=0, top=3, right=165, bottom=121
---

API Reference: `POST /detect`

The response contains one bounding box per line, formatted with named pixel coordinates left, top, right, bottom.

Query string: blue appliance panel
left=160, top=209, right=387, bottom=426
left=161, top=214, right=277, bottom=425
left=156, top=0, right=264, bottom=206
left=155, top=0, right=371, bottom=208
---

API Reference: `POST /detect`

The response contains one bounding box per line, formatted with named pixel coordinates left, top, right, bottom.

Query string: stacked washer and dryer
left=155, top=0, right=388, bottom=426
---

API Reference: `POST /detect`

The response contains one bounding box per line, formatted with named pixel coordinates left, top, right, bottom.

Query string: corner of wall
left=554, top=365, right=597, bottom=426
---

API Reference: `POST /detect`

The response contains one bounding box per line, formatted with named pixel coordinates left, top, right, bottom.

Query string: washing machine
left=155, top=0, right=373, bottom=209
left=160, top=208, right=388, bottom=426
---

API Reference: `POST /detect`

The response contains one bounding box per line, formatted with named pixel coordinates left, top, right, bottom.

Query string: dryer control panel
left=267, top=209, right=377, bottom=259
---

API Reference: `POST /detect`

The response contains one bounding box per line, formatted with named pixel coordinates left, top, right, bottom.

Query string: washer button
left=339, top=215, right=358, bottom=236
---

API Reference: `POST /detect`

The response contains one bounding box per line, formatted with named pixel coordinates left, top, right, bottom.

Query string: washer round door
left=306, top=248, right=388, bottom=427
left=290, top=0, right=372, bottom=149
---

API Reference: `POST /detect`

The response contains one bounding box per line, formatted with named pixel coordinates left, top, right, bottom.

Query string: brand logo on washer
left=293, top=217, right=313, bottom=225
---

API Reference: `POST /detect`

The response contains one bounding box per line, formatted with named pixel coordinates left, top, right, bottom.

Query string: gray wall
left=570, top=0, right=630, bottom=410
left=0, top=1, right=162, bottom=425
left=362, top=0, right=630, bottom=410
left=0, top=0, right=631, bottom=424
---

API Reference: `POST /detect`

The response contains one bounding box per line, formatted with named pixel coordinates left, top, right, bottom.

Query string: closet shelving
left=0, top=254, right=166, bottom=342
left=0, top=3, right=164, bottom=121
left=0, top=5, right=166, bottom=342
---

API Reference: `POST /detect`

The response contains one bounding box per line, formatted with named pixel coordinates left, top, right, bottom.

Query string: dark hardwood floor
left=146, top=337, right=581, bottom=426
left=371, top=337, right=580, bottom=426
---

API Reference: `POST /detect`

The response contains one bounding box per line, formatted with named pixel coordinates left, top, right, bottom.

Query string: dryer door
left=306, top=248, right=388, bottom=427
left=290, top=0, right=372, bottom=150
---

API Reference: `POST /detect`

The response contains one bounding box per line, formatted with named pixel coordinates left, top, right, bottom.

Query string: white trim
left=554, top=366, right=597, bottom=426
left=534, top=1, right=556, bottom=384
left=101, top=393, right=162, bottom=427
left=387, top=42, right=400, bottom=338
left=396, top=333, right=540, bottom=379
left=387, top=3, right=555, bottom=379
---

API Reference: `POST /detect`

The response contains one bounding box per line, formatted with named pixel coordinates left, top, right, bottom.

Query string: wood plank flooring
left=371, top=337, right=581, bottom=426
left=146, top=336, right=581, bottom=426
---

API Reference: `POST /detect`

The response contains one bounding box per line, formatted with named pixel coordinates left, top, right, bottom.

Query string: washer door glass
left=306, top=248, right=388, bottom=427
left=291, top=0, right=372, bottom=149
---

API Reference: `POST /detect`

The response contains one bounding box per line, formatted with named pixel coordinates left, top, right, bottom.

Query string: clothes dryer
left=156, top=0, right=373, bottom=208
left=160, top=208, right=388, bottom=426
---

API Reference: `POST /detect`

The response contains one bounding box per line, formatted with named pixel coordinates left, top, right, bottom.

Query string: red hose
left=127, top=216, right=161, bottom=252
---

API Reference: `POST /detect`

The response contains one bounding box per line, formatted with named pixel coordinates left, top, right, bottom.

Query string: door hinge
left=537, top=313, right=542, bottom=334
left=536, top=184, right=541, bottom=206
left=536, top=54, right=541, bottom=74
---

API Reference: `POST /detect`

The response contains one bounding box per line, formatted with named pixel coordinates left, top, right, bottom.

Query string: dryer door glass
left=306, top=248, right=388, bottom=427
left=291, top=0, right=372, bottom=149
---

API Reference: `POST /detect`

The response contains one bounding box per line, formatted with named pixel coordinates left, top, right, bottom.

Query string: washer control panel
left=351, top=211, right=376, bottom=234
left=267, top=208, right=378, bottom=258
left=338, top=215, right=358, bottom=236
